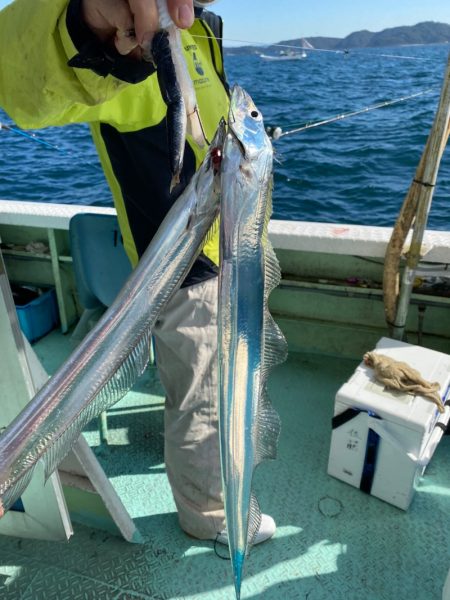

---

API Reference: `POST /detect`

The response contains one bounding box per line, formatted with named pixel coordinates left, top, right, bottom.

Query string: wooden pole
left=383, top=53, right=450, bottom=340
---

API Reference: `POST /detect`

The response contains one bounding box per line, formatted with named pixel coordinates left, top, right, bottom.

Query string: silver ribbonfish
left=0, top=120, right=226, bottom=518
left=218, top=86, right=288, bottom=599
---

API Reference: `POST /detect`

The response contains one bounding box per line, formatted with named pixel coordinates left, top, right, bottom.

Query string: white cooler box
left=328, top=337, right=450, bottom=510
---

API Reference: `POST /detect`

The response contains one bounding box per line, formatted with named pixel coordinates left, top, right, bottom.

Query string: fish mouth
left=227, top=111, right=247, bottom=158
left=228, top=85, right=248, bottom=149
left=229, top=84, right=248, bottom=111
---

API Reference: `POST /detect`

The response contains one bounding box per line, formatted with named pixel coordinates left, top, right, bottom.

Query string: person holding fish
left=0, top=0, right=275, bottom=546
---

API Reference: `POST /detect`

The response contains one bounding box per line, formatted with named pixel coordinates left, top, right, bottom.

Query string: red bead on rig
left=211, top=146, right=222, bottom=174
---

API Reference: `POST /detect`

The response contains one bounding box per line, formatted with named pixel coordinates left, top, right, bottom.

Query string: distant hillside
left=224, top=21, right=450, bottom=54
left=334, top=21, right=450, bottom=49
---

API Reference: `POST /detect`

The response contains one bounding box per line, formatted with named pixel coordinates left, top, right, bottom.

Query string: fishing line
left=377, top=53, right=430, bottom=61
left=192, top=34, right=345, bottom=54
left=273, top=87, right=438, bottom=139
left=192, top=34, right=437, bottom=61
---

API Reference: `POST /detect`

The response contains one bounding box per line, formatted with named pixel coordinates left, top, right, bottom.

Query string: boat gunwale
left=1, top=199, right=450, bottom=262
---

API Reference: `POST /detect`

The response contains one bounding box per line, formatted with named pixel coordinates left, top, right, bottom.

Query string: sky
left=0, top=0, right=448, bottom=44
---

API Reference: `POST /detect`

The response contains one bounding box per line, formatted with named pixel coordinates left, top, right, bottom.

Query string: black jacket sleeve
left=66, top=0, right=156, bottom=84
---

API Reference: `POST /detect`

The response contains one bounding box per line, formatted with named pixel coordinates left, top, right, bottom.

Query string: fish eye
left=250, top=110, right=259, bottom=119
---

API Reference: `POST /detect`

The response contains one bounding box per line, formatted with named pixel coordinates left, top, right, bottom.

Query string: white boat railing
left=0, top=199, right=116, bottom=230
left=2, top=199, right=450, bottom=262
left=1, top=200, right=450, bottom=333
left=0, top=201, right=116, bottom=332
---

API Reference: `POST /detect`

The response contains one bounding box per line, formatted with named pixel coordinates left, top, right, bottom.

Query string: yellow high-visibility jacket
left=0, top=0, right=230, bottom=283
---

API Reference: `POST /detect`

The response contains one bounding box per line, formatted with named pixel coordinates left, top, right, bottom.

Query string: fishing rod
left=0, top=121, right=69, bottom=153
left=0, top=87, right=438, bottom=153
left=266, top=87, right=438, bottom=140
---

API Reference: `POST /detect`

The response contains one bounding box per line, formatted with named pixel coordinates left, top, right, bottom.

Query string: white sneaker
left=215, top=514, right=276, bottom=546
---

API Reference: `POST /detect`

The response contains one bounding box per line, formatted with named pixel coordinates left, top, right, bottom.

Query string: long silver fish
left=218, top=86, right=288, bottom=599
left=0, top=120, right=226, bottom=518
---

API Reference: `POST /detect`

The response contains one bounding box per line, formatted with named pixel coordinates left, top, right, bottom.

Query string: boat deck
left=1, top=329, right=450, bottom=600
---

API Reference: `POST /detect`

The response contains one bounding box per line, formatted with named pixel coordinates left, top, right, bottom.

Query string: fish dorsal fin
left=253, top=214, right=287, bottom=467
left=42, top=332, right=151, bottom=480
left=254, top=388, right=281, bottom=465
left=0, top=332, right=151, bottom=514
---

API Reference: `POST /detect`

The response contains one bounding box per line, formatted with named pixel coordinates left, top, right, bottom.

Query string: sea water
left=0, top=43, right=449, bottom=230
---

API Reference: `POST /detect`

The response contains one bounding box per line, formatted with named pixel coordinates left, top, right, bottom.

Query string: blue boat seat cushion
left=69, top=213, right=132, bottom=310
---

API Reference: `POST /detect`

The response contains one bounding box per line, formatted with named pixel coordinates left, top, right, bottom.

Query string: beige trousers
left=152, top=276, right=225, bottom=539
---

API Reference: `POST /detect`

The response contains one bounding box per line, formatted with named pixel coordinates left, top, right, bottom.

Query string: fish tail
left=152, top=30, right=187, bottom=184
left=229, top=495, right=261, bottom=599
left=170, top=173, right=181, bottom=193
left=232, top=549, right=245, bottom=600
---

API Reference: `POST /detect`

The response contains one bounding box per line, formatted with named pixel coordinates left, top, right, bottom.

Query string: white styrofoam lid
left=336, top=337, right=450, bottom=432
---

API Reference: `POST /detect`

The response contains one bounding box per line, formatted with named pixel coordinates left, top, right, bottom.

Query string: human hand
left=81, top=0, right=195, bottom=57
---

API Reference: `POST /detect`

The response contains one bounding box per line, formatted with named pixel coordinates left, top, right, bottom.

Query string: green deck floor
left=1, top=330, right=450, bottom=599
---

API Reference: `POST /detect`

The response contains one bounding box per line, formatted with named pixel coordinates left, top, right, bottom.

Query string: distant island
left=224, top=21, right=450, bottom=55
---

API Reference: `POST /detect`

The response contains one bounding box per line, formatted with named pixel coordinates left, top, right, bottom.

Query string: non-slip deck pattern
left=1, top=330, right=449, bottom=599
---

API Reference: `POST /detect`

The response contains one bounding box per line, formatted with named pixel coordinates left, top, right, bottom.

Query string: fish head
left=227, top=85, right=272, bottom=162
